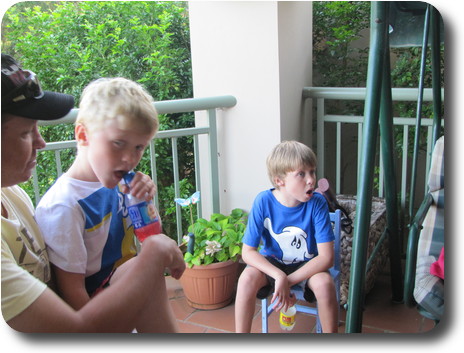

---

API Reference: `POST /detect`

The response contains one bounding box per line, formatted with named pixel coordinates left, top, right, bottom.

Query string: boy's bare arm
left=241, top=244, right=293, bottom=311
left=241, top=244, right=285, bottom=280
left=7, top=234, right=185, bottom=332
left=52, top=265, right=90, bottom=310
left=287, top=241, right=334, bottom=286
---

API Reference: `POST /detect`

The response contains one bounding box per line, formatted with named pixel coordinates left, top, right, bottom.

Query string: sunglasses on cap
left=2, top=70, right=44, bottom=106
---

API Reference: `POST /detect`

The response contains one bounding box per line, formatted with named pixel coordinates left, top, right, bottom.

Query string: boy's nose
left=122, top=151, right=137, bottom=166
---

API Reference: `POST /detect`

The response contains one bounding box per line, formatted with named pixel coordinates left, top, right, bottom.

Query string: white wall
left=189, top=1, right=312, bottom=216
left=277, top=2, right=313, bottom=143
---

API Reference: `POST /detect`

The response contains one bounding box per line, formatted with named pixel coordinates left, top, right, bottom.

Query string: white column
left=189, top=1, right=312, bottom=216
left=277, top=2, right=313, bottom=143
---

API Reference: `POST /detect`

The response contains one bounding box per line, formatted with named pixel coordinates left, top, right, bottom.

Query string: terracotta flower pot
left=179, top=259, right=239, bottom=310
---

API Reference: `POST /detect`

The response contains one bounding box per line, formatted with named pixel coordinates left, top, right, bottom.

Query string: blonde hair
left=76, top=77, right=158, bottom=136
left=266, top=140, right=317, bottom=188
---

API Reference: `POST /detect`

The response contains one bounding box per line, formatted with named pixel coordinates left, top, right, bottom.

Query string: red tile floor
left=166, top=270, right=436, bottom=334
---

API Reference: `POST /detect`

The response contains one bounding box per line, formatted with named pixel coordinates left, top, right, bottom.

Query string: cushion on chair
left=427, top=136, right=444, bottom=192
left=413, top=136, right=444, bottom=321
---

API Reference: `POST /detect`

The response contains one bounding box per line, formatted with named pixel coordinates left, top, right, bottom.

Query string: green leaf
left=203, top=256, right=214, bottom=265
left=192, top=256, right=202, bottom=267
left=230, top=245, right=241, bottom=258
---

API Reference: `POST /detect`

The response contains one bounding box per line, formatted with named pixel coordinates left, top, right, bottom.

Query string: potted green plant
left=175, top=192, right=248, bottom=310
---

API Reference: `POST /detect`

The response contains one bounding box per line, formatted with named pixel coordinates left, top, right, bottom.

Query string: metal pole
left=207, top=109, right=220, bottom=214
left=430, top=6, right=442, bottom=146
left=346, top=2, right=388, bottom=333
left=379, top=33, right=403, bottom=303
left=409, top=5, right=430, bottom=217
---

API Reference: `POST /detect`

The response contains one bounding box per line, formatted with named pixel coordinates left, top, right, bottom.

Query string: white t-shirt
left=36, top=174, right=136, bottom=294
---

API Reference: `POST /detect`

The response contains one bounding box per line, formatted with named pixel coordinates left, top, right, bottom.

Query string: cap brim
left=4, top=91, right=74, bottom=121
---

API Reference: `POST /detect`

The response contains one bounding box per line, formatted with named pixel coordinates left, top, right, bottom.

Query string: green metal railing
left=34, top=95, right=237, bottom=243
left=304, top=86, right=444, bottom=209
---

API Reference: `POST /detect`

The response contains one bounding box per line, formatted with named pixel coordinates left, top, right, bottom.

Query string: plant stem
left=189, top=204, right=194, bottom=230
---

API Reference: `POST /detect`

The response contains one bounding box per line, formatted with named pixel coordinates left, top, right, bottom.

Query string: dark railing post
left=345, top=2, right=389, bottom=333
left=430, top=6, right=442, bottom=146
left=379, top=29, right=403, bottom=304
left=409, top=5, right=430, bottom=218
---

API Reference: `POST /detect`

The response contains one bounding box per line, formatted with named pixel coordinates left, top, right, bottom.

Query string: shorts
left=256, top=257, right=316, bottom=303
left=89, top=268, right=117, bottom=298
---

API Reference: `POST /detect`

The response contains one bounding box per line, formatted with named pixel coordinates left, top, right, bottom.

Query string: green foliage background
left=313, top=1, right=444, bottom=121
left=2, top=1, right=195, bottom=239
left=312, top=1, right=444, bottom=196
left=2, top=1, right=445, bottom=235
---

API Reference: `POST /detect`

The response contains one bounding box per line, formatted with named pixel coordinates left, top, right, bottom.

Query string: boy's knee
left=238, top=268, right=256, bottom=285
left=237, top=267, right=265, bottom=293
left=309, top=273, right=335, bottom=296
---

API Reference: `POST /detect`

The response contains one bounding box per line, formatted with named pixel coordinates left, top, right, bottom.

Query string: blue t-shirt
left=243, top=189, right=334, bottom=265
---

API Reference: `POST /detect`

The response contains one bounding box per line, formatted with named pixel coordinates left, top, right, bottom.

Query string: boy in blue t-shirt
left=235, top=141, right=338, bottom=333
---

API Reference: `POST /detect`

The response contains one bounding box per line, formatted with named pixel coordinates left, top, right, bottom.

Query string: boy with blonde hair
left=36, top=77, right=182, bottom=332
left=235, top=140, right=338, bottom=333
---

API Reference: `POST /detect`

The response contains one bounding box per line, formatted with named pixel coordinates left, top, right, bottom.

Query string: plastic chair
left=261, top=209, right=342, bottom=333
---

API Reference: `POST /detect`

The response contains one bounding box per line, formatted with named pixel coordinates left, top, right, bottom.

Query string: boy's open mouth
left=306, top=189, right=313, bottom=195
left=115, top=170, right=128, bottom=179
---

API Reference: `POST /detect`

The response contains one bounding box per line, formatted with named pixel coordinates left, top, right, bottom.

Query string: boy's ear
left=75, top=123, right=89, bottom=146
left=275, top=176, right=285, bottom=187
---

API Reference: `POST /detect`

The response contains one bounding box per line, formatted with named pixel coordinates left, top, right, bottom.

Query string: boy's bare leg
left=308, top=272, right=338, bottom=333
left=135, top=272, right=178, bottom=333
left=110, top=258, right=179, bottom=333
left=235, top=266, right=268, bottom=333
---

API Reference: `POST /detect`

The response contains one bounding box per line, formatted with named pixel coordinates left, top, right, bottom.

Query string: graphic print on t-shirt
left=263, top=217, right=314, bottom=265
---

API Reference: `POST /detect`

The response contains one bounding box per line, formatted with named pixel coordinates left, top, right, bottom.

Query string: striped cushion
left=428, top=136, right=444, bottom=192
left=414, top=136, right=444, bottom=321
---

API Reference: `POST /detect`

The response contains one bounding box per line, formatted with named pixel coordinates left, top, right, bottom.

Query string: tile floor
left=165, top=270, right=436, bottom=334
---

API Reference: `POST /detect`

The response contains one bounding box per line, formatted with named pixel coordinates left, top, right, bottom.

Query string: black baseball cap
left=1, top=53, right=74, bottom=120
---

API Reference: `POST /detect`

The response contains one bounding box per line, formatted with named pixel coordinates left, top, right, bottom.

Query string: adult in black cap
left=2, top=53, right=74, bottom=121
left=1, top=53, right=74, bottom=186
left=1, top=54, right=185, bottom=332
